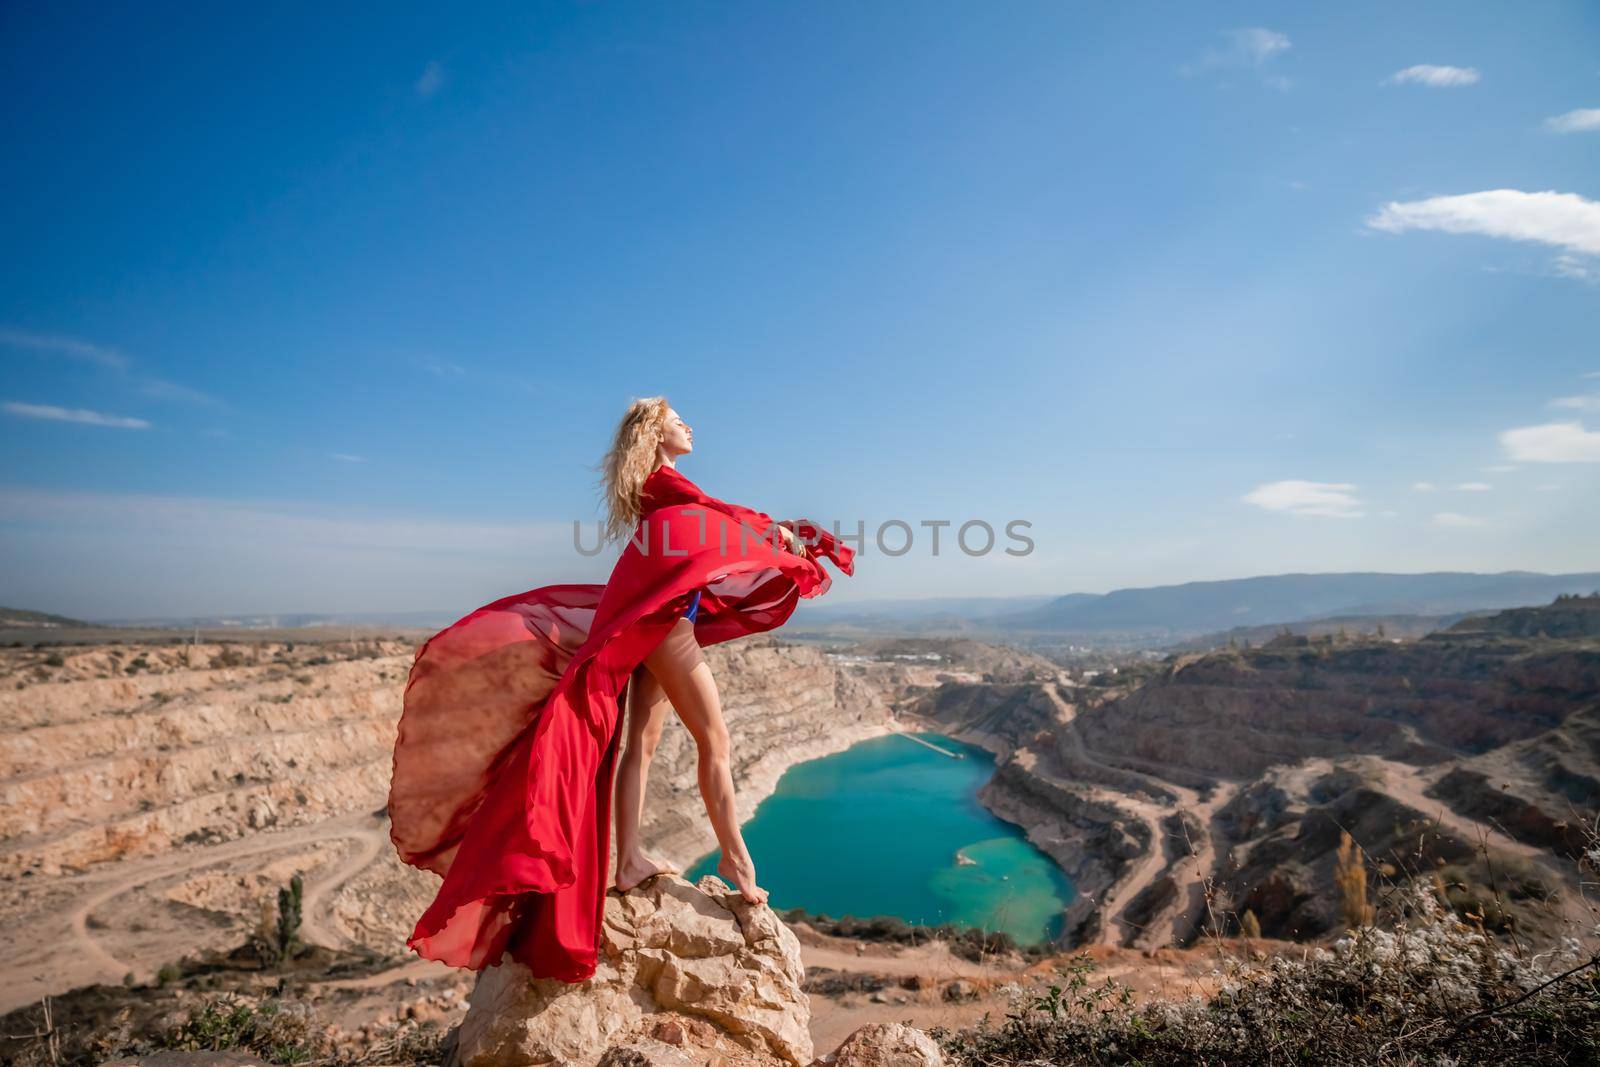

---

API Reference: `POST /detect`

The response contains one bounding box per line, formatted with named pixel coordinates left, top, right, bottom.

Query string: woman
left=386, top=396, right=855, bottom=983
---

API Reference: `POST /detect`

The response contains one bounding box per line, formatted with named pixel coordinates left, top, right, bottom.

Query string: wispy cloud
left=1386, top=65, right=1480, bottom=88
left=1544, top=108, right=1600, bottom=134
left=1, top=326, right=219, bottom=407
left=1433, top=512, right=1487, bottom=527
left=330, top=453, right=367, bottom=463
left=1482, top=464, right=1517, bottom=473
left=135, top=378, right=219, bottom=405
left=1241, top=479, right=1363, bottom=518
left=407, top=353, right=542, bottom=397
left=1180, top=28, right=1292, bottom=88
left=0, top=328, right=128, bottom=369
left=1455, top=482, right=1492, bottom=491
left=415, top=60, right=445, bottom=99
left=1536, top=484, right=1562, bottom=492
left=4, top=401, right=150, bottom=429
left=1500, top=421, right=1600, bottom=462
left=415, top=356, right=467, bottom=378
left=1366, top=189, right=1600, bottom=258
left=1412, top=481, right=1438, bottom=492
left=1550, top=393, right=1600, bottom=412
left=1551, top=254, right=1597, bottom=284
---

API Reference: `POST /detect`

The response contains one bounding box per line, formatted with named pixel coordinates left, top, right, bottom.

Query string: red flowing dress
left=386, top=463, right=856, bottom=982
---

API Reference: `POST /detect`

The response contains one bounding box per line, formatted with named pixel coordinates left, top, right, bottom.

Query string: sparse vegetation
left=936, top=883, right=1600, bottom=1066
left=275, top=874, right=303, bottom=963
left=776, top=906, right=1056, bottom=962
left=80, top=992, right=444, bottom=1067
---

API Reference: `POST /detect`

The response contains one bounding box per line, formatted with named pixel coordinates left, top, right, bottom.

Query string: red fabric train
left=386, top=463, right=856, bottom=982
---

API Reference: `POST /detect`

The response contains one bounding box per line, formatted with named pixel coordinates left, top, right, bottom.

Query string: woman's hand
left=776, top=521, right=807, bottom=556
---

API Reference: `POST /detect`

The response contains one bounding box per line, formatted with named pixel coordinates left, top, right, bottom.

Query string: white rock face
left=451, top=874, right=813, bottom=1067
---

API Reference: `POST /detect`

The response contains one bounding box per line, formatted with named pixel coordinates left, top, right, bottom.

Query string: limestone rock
left=817, top=1023, right=945, bottom=1067
left=451, top=874, right=812, bottom=1067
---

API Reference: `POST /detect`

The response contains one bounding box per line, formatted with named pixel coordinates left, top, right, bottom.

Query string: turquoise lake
left=685, top=731, right=1075, bottom=945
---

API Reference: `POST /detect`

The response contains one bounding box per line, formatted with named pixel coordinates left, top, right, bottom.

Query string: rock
left=940, top=978, right=979, bottom=1002
left=598, top=1039, right=704, bottom=1067
left=816, top=1023, right=944, bottom=1067
left=450, top=874, right=812, bottom=1067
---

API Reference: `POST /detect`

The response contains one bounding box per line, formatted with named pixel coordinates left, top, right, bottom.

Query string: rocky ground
left=905, top=595, right=1600, bottom=955
left=3, top=597, right=1597, bottom=1062
left=0, top=628, right=996, bottom=1059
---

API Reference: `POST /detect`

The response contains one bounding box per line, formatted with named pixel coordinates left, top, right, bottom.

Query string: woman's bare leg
left=613, top=662, right=682, bottom=891
left=644, top=617, right=769, bottom=904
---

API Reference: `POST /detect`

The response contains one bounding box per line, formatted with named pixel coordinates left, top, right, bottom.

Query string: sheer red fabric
left=386, top=464, right=855, bottom=982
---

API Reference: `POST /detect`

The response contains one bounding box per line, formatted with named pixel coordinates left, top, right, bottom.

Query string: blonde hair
left=598, top=395, right=671, bottom=543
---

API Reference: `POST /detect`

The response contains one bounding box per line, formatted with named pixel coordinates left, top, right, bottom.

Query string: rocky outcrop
left=974, top=759, right=1147, bottom=943
left=449, top=874, right=952, bottom=1067
left=450, top=874, right=812, bottom=1067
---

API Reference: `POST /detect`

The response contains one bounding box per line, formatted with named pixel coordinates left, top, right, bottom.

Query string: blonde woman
left=388, top=396, right=855, bottom=983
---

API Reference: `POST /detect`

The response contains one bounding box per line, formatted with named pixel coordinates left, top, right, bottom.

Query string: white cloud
left=1550, top=255, right=1597, bottom=284
left=1241, top=480, right=1363, bottom=518
left=1544, top=108, right=1600, bottom=134
left=1181, top=28, right=1291, bottom=86
left=1412, top=481, right=1438, bottom=492
left=1551, top=393, right=1600, bottom=412
left=416, top=356, right=467, bottom=378
left=136, top=378, right=219, bottom=406
left=1536, top=483, right=1562, bottom=492
left=1455, top=482, right=1492, bottom=491
left=415, top=61, right=445, bottom=99
left=0, top=328, right=128, bottom=369
left=3, top=401, right=150, bottom=429
left=1433, top=512, right=1487, bottom=527
left=1367, top=189, right=1600, bottom=257
left=1482, top=464, right=1517, bottom=473
left=331, top=453, right=367, bottom=463
left=0, top=326, right=218, bottom=407
left=1386, top=65, right=1481, bottom=88
left=1500, top=420, right=1600, bottom=462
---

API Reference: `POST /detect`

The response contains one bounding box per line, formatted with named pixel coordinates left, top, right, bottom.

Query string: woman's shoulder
left=640, top=464, right=701, bottom=507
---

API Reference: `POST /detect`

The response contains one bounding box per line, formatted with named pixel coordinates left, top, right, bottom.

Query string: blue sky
left=2, top=2, right=1597, bottom=620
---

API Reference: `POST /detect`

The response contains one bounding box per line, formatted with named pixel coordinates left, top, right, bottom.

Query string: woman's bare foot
left=716, top=854, right=769, bottom=905
left=614, top=851, right=679, bottom=893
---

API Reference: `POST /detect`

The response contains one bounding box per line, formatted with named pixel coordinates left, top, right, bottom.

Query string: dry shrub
left=935, top=883, right=1599, bottom=1066
left=1335, top=828, right=1375, bottom=930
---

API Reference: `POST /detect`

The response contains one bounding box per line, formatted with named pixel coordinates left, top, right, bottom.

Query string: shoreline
left=659, top=704, right=1091, bottom=947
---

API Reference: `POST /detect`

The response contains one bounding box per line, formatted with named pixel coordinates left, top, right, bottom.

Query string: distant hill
left=789, top=594, right=1061, bottom=635
left=0, top=606, right=96, bottom=629
left=1441, top=593, right=1600, bottom=639
left=1161, top=610, right=1477, bottom=652
left=995, top=570, right=1600, bottom=640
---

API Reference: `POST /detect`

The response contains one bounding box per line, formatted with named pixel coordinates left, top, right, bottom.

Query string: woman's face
left=661, top=407, right=694, bottom=458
